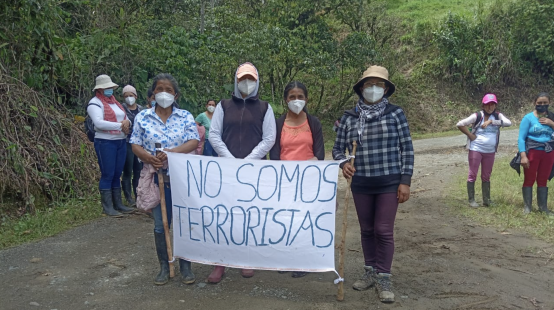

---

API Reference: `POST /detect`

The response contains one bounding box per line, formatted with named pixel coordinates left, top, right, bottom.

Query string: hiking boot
left=241, top=269, right=255, bottom=278
left=467, top=182, right=479, bottom=208
left=154, top=232, right=170, bottom=285
left=121, top=181, right=136, bottom=207
left=179, top=259, right=196, bottom=284
left=537, top=187, right=554, bottom=217
left=352, top=266, right=375, bottom=291
left=374, top=273, right=395, bottom=303
left=522, top=187, right=533, bottom=214
left=207, top=266, right=225, bottom=284
left=112, top=188, right=134, bottom=213
left=100, top=189, right=123, bottom=217
left=482, top=181, right=492, bottom=206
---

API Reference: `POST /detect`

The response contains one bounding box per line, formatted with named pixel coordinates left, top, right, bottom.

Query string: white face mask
left=362, top=85, right=385, bottom=103
left=125, top=97, right=136, bottom=106
left=288, top=100, right=306, bottom=115
left=154, top=92, right=175, bottom=108
left=238, top=79, right=257, bottom=96
left=207, top=106, right=215, bottom=113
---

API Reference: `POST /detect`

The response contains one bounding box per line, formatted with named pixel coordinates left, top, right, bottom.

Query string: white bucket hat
left=93, top=74, right=118, bottom=91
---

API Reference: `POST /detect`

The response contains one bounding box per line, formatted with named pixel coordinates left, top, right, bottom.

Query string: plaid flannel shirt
left=332, top=104, right=414, bottom=184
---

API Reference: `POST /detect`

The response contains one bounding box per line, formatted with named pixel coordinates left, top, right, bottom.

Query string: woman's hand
left=156, top=151, right=168, bottom=164
left=342, top=162, right=356, bottom=179
left=121, top=120, right=131, bottom=134
left=398, top=184, right=410, bottom=203
left=539, top=117, right=554, bottom=128
left=520, top=152, right=530, bottom=169
left=468, top=133, right=477, bottom=141
left=481, top=120, right=493, bottom=129
left=143, top=154, right=163, bottom=169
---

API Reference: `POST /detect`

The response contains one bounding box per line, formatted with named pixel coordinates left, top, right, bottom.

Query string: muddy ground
left=1, top=130, right=553, bottom=310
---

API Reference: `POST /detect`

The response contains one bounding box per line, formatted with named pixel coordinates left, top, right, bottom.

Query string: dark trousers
left=121, top=142, right=141, bottom=196
left=152, top=174, right=172, bottom=234
left=94, top=138, right=127, bottom=190
left=203, top=139, right=219, bottom=157
left=352, top=192, right=399, bottom=274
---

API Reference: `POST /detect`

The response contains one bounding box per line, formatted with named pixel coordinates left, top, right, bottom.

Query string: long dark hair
left=535, top=92, right=550, bottom=103
left=283, top=81, right=308, bottom=100
left=151, top=73, right=180, bottom=108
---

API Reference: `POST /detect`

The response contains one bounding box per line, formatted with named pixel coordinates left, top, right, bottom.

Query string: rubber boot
left=374, top=273, right=395, bottom=303
left=207, top=266, right=225, bottom=284
left=121, top=181, right=136, bottom=207
left=100, top=189, right=122, bottom=217
left=352, top=266, right=375, bottom=291
left=241, top=269, right=255, bottom=278
left=467, top=182, right=479, bottom=208
left=482, top=181, right=492, bottom=207
left=537, top=187, right=554, bottom=216
left=522, top=187, right=533, bottom=214
left=179, top=259, right=196, bottom=284
left=154, top=232, right=170, bottom=285
left=112, top=188, right=134, bottom=213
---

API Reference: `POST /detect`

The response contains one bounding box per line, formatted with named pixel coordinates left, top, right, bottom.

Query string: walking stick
left=337, top=140, right=357, bottom=301
left=155, top=143, right=175, bottom=278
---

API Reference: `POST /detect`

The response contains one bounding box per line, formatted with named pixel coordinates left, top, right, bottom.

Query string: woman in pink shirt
left=269, top=81, right=325, bottom=277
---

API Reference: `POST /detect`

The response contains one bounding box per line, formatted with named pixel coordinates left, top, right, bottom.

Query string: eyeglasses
left=362, top=81, right=386, bottom=89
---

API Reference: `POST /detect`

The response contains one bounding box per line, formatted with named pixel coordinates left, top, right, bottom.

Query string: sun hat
left=236, top=62, right=258, bottom=81
left=482, top=93, right=498, bottom=104
left=353, top=65, right=396, bottom=98
left=122, top=85, right=137, bottom=97
left=93, top=74, right=118, bottom=91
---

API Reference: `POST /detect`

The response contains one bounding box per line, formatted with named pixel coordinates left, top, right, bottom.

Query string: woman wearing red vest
left=207, top=62, right=276, bottom=283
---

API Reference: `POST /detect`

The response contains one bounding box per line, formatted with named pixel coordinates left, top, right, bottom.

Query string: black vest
left=221, top=96, right=269, bottom=159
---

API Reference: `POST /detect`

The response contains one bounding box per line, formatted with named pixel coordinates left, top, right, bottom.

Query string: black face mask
left=536, top=105, right=549, bottom=113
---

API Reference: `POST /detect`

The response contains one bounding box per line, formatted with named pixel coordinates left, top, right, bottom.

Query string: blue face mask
left=103, top=89, right=114, bottom=97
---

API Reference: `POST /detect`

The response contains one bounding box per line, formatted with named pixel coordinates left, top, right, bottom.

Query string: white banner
left=167, top=153, right=339, bottom=273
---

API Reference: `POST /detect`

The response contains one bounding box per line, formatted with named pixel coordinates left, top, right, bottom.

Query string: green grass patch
left=0, top=198, right=102, bottom=250
left=387, top=0, right=494, bottom=23
left=447, top=156, right=554, bottom=243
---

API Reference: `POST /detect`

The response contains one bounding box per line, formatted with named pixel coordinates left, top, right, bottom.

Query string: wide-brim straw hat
left=93, top=74, right=119, bottom=91
left=353, top=65, right=396, bottom=98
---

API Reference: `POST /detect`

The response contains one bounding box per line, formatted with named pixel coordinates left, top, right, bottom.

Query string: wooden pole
left=337, top=141, right=358, bottom=301
left=155, top=143, right=175, bottom=278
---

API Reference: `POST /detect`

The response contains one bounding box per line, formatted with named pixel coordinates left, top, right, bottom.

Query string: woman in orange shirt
left=269, top=81, right=325, bottom=277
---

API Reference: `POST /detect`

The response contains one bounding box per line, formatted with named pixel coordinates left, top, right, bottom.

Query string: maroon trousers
left=352, top=192, right=399, bottom=274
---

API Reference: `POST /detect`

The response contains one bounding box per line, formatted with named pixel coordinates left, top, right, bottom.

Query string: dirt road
left=1, top=130, right=553, bottom=310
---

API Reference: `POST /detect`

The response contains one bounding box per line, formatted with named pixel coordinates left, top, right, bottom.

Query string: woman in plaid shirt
left=333, top=66, right=414, bottom=304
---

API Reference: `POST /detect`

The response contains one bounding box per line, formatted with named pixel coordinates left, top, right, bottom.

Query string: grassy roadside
left=0, top=198, right=102, bottom=250
left=447, top=156, right=554, bottom=243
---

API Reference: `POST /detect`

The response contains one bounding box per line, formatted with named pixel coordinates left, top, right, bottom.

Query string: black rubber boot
left=121, top=181, right=136, bottom=207
left=467, top=182, right=479, bottom=208
left=522, top=187, right=533, bottom=214
left=112, top=188, right=134, bottom=213
left=100, top=189, right=123, bottom=217
left=179, top=259, right=196, bottom=284
left=154, top=232, right=170, bottom=285
left=482, top=181, right=492, bottom=207
left=537, top=187, right=554, bottom=216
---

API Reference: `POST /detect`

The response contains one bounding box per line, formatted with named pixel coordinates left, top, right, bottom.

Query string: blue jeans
left=203, top=139, right=219, bottom=157
left=153, top=173, right=172, bottom=234
left=122, top=142, right=142, bottom=196
left=94, top=138, right=127, bottom=190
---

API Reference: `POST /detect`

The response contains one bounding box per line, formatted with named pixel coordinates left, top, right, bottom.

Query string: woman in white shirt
left=87, top=75, right=134, bottom=217
left=456, top=94, right=512, bottom=208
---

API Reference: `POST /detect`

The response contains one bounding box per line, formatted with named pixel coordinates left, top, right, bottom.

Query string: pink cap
left=482, top=93, right=497, bottom=104
left=236, top=62, right=258, bottom=80
left=122, top=85, right=137, bottom=97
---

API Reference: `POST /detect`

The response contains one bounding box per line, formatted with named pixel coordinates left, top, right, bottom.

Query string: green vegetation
left=0, top=198, right=101, bottom=249
left=1, top=0, right=553, bottom=219
left=448, top=157, right=554, bottom=243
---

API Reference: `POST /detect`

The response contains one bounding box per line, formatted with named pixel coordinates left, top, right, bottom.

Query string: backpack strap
left=472, top=111, right=483, bottom=129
